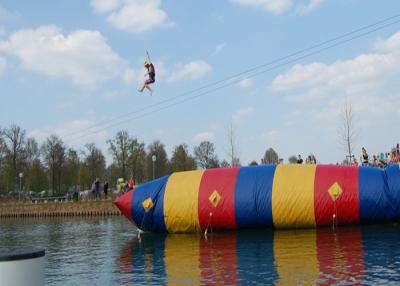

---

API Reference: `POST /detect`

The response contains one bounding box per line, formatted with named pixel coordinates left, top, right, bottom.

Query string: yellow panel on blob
left=164, top=170, right=204, bottom=233
left=272, top=164, right=316, bottom=228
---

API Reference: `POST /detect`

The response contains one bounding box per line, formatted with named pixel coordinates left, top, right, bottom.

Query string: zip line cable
left=63, top=14, right=400, bottom=138
left=64, top=16, right=400, bottom=143
left=62, top=14, right=400, bottom=140
left=66, top=18, right=400, bottom=143
left=61, top=14, right=400, bottom=140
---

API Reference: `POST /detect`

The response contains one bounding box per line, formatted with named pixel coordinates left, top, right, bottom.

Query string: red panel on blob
left=114, top=190, right=135, bottom=226
left=314, top=165, right=360, bottom=226
left=198, top=168, right=239, bottom=231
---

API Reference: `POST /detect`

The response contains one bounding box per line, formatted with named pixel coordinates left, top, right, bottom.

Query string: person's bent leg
left=145, top=85, right=153, bottom=95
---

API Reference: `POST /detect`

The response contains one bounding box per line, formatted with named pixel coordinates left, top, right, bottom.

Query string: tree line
left=0, top=125, right=294, bottom=196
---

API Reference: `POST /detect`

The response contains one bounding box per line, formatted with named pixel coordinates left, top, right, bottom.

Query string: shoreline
left=0, top=200, right=121, bottom=218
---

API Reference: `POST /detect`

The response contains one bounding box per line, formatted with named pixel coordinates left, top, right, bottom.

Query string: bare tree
left=147, top=140, right=169, bottom=179
left=262, top=148, right=279, bottom=164
left=288, top=155, right=298, bottom=164
left=128, top=138, right=147, bottom=184
left=170, top=144, right=196, bottom=172
left=107, top=131, right=130, bottom=180
left=0, top=130, right=5, bottom=169
left=3, top=125, right=26, bottom=190
left=41, top=135, right=66, bottom=195
left=194, top=141, right=219, bottom=169
left=83, top=143, right=106, bottom=181
left=226, top=121, right=240, bottom=167
left=64, top=148, right=81, bottom=192
left=338, top=100, right=358, bottom=165
left=25, top=137, right=40, bottom=166
left=220, top=159, right=230, bottom=168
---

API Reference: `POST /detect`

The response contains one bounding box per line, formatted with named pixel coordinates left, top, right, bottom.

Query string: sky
left=1, top=0, right=400, bottom=165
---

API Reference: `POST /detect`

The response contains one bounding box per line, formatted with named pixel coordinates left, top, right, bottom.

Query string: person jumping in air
left=139, top=51, right=155, bottom=95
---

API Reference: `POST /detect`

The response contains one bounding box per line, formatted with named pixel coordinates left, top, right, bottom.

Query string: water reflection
left=116, top=226, right=400, bottom=285
left=2, top=218, right=400, bottom=285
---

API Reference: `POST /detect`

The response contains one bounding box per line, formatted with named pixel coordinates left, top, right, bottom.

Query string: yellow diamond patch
left=142, top=198, right=154, bottom=212
left=328, top=182, right=343, bottom=202
left=209, top=190, right=221, bottom=208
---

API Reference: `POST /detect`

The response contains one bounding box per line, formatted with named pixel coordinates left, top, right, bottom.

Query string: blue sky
left=1, top=0, right=400, bottom=165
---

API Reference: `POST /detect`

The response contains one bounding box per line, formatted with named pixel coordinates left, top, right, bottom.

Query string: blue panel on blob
left=358, top=167, right=395, bottom=223
left=234, top=165, right=276, bottom=228
left=131, top=176, right=169, bottom=232
left=385, top=164, right=400, bottom=219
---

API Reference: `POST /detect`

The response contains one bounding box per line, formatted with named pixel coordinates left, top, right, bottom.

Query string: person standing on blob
left=297, top=155, right=303, bottom=164
left=361, top=147, right=369, bottom=166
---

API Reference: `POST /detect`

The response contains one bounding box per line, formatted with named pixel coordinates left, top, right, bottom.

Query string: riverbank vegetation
left=1, top=124, right=281, bottom=197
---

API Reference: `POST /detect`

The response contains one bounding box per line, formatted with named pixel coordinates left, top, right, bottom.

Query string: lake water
left=1, top=217, right=400, bottom=285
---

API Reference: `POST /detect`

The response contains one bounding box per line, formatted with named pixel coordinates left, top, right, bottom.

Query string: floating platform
left=114, top=164, right=400, bottom=233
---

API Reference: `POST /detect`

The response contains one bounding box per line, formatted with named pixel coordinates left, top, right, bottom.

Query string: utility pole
left=19, top=172, right=23, bottom=201
left=152, top=155, right=156, bottom=180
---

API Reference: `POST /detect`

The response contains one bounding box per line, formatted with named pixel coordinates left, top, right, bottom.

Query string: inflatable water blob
left=114, top=164, right=400, bottom=233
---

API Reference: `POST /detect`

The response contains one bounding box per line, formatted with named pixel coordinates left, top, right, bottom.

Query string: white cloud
left=212, top=42, right=226, bottom=56
left=90, top=0, right=121, bottom=13
left=27, top=129, right=50, bottom=144
left=283, top=87, right=327, bottom=103
left=229, top=0, right=293, bottom=15
left=271, top=31, right=400, bottom=129
left=238, top=78, right=253, bottom=88
left=229, top=0, right=325, bottom=15
left=103, top=90, right=129, bottom=99
left=296, top=0, right=326, bottom=15
left=290, top=32, right=400, bottom=99
left=261, top=130, right=281, bottom=144
left=193, top=131, right=215, bottom=142
left=0, top=25, right=134, bottom=87
left=167, top=60, right=212, bottom=83
left=374, top=32, right=400, bottom=53
left=61, top=120, right=108, bottom=142
left=232, top=106, right=255, bottom=123
left=0, top=57, right=6, bottom=74
left=122, top=67, right=138, bottom=85
left=0, top=5, right=19, bottom=22
left=91, top=0, right=173, bottom=33
left=29, top=119, right=108, bottom=145
left=272, top=53, right=395, bottom=94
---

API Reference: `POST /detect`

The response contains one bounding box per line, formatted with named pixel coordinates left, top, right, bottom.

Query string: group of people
left=359, top=144, right=400, bottom=167
left=296, top=154, right=317, bottom=164
left=117, top=178, right=135, bottom=194
left=87, top=177, right=135, bottom=201
left=91, top=178, right=109, bottom=200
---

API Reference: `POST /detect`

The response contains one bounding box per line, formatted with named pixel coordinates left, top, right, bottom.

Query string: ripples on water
left=1, top=217, right=400, bottom=285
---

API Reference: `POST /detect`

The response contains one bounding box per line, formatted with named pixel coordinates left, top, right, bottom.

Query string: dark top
left=95, top=181, right=100, bottom=192
left=104, top=182, right=109, bottom=192
left=148, top=64, right=155, bottom=79
left=0, top=248, right=45, bottom=261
